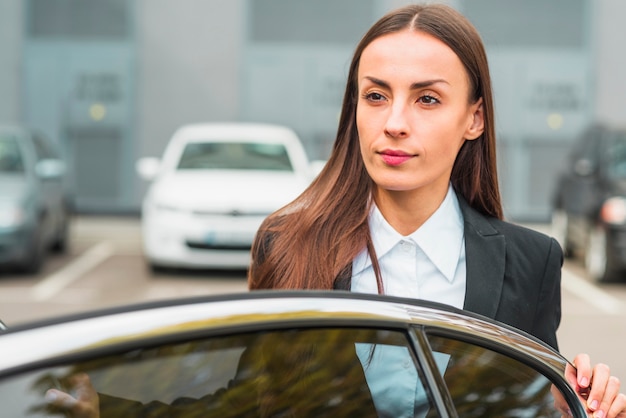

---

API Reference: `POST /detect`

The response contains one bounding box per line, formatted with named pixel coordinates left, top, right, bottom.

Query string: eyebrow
left=363, top=76, right=449, bottom=90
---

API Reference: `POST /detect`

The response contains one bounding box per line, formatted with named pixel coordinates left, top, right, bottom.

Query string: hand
left=45, top=372, right=100, bottom=418
left=566, top=353, right=626, bottom=418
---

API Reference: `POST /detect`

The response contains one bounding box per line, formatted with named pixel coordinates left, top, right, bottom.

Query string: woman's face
left=356, top=30, right=484, bottom=200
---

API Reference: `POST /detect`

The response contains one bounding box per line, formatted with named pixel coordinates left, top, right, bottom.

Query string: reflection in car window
left=0, top=136, right=25, bottom=173
left=605, top=132, right=626, bottom=178
left=0, top=328, right=419, bottom=417
left=356, top=338, right=436, bottom=417
left=177, top=142, right=293, bottom=171
left=427, top=334, right=564, bottom=418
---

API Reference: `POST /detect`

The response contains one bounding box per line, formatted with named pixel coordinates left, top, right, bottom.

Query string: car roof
left=170, top=122, right=301, bottom=145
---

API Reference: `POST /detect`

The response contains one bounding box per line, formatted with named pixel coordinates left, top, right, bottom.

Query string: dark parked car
left=0, top=125, right=72, bottom=274
left=0, top=292, right=586, bottom=417
left=551, top=124, right=626, bottom=283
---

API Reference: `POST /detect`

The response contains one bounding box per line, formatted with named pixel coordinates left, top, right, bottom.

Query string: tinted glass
left=28, top=0, right=129, bottom=40
left=604, top=132, right=626, bottom=178
left=427, top=334, right=565, bottom=417
left=0, top=327, right=420, bottom=417
left=464, top=0, right=585, bottom=48
left=31, top=134, right=62, bottom=163
left=0, top=136, right=25, bottom=173
left=177, top=142, right=293, bottom=171
left=250, top=0, right=374, bottom=44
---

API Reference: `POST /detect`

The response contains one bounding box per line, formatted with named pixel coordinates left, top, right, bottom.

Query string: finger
left=67, top=373, right=97, bottom=401
left=588, top=363, right=612, bottom=412
left=564, top=362, right=579, bottom=388
left=596, top=376, right=621, bottom=418
left=45, top=388, right=78, bottom=409
left=552, top=384, right=572, bottom=416
left=606, top=391, right=626, bottom=418
left=573, top=353, right=592, bottom=388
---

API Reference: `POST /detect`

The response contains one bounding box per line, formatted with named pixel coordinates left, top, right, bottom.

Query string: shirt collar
left=353, top=184, right=465, bottom=282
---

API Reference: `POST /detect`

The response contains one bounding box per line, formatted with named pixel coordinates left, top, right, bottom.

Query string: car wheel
left=51, top=209, right=70, bottom=253
left=551, top=209, right=572, bottom=257
left=585, top=225, right=620, bottom=282
left=146, top=260, right=170, bottom=275
left=18, top=228, right=45, bottom=274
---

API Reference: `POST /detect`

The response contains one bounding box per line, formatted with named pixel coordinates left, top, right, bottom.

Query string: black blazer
left=336, top=195, right=563, bottom=350
left=458, top=196, right=562, bottom=350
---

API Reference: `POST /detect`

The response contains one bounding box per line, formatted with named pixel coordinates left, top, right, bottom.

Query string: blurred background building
left=1, top=0, right=625, bottom=220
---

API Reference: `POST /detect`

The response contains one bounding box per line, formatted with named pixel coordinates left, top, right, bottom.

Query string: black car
left=551, top=124, right=626, bottom=282
left=0, top=125, right=72, bottom=273
left=0, top=292, right=586, bottom=417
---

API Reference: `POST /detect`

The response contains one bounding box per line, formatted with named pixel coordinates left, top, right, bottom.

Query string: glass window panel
left=427, top=334, right=565, bottom=418
left=463, top=0, right=585, bottom=48
left=177, top=142, right=293, bottom=171
left=0, top=327, right=420, bottom=417
left=605, top=132, right=626, bottom=178
left=27, top=0, right=129, bottom=40
left=249, top=0, right=374, bottom=44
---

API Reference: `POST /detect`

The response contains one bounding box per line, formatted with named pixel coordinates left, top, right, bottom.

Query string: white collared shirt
left=351, top=184, right=467, bottom=309
left=351, top=184, right=466, bottom=418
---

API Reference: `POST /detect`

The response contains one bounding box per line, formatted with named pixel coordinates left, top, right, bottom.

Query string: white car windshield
left=177, top=141, right=293, bottom=171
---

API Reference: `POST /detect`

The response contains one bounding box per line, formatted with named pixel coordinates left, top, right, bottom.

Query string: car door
left=0, top=310, right=586, bottom=417
left=30, top=132, right=67, bottom=245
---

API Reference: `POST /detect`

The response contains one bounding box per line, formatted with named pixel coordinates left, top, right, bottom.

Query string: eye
left=363, top=92, right=386, bottom=102
left=417, top=95, right=440, bottom=105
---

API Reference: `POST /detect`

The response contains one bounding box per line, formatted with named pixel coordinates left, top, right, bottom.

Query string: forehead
left=358, top=30, right=468, bottom=88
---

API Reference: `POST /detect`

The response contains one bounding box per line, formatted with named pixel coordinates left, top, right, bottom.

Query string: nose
left=384, top=102, right=410, bottom=139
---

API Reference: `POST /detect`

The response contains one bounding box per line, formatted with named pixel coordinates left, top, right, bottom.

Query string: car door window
left=426, top=334, right=568, bottom=418
left=0, top=327, right=430, bottom=417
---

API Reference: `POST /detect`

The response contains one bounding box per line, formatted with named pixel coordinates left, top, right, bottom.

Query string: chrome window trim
left=0, top=291, right=563, bottom=372
left=408, top=326, right=456, bottom=418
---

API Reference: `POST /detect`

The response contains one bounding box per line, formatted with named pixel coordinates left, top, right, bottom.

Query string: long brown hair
left=249, top=3, right=502, bottom=291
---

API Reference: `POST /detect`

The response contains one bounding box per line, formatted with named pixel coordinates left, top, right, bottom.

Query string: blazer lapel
left=458, top=196, right=506, bottom=319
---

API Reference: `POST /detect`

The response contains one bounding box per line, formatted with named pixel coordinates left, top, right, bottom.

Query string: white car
left=137, top=123, right=318, bottom=271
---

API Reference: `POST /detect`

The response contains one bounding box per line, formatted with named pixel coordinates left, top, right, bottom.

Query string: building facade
left=1, top=0, right=625, bottom=220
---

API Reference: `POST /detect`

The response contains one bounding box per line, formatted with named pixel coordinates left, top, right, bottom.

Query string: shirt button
left=400, top=240, right=412, bottom=253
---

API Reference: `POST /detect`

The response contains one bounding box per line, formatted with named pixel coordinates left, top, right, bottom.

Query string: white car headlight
left=0, top=204, right=26, bottom=228
left=600, top=197, right=626, bottom=225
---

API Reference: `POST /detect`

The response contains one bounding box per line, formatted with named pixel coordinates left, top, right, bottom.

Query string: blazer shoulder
left=485, top=217, right=564, bottom=268
left=459, top=197, right=562, bottom=262
left=490, top=218, right=553, bottom=243
left=458, top=195, right=557, bottom=249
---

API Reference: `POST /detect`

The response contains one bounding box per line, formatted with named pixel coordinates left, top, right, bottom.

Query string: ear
left=465, top=98, right=484, bottom=141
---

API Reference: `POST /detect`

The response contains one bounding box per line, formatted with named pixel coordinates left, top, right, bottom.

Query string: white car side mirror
left=35, top=159, right=66, bottom=179
left=136, top=157, right=161, bottom=181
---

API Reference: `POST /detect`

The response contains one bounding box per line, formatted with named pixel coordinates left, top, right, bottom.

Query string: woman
left=48, top=3, right=624, bottom=417
left=248, top=3, right=625, bottom=418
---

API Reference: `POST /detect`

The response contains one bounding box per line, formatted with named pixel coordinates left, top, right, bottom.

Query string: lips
left=379, top=150, right=414, bottom=166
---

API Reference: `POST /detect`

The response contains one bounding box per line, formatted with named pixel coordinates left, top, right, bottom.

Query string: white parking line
left=561, top=267, right=623, bottom=314
left=30, top=242, right=114, bottom=301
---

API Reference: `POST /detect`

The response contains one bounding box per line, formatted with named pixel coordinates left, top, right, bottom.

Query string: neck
left=373, top=184, right=449, bottom=236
